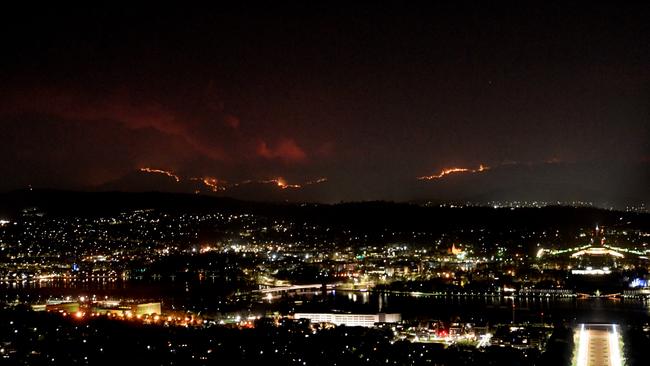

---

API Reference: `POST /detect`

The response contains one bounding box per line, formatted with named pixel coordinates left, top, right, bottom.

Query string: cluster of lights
left=260, top=178, right=301, bottom=190
left=56, top=309, right=204, bottom=327
left=571, top=247, right=624, bottom=258
left=571, top=267, right=611, bottom=275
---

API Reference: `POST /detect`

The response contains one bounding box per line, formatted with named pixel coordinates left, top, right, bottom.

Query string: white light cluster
left=571, top=268, right=611, bottom=275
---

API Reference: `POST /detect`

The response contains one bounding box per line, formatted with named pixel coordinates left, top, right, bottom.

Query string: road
left=575, top=324, right=622, bottom=366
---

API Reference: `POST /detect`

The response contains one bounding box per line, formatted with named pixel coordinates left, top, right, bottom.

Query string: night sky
left=1, top=5, right=648, bottom=204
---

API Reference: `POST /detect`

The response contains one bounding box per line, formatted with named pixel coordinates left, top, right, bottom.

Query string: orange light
left=141, top=167, right=327, bottom=193
left=139, top=167, right=181, bottom=182
left=418, top=164, right=490, bottom=180
left=272, top=177, right=301, bottom=189
left=201, top=177, right=220, bottom=192
left=189, top=177, right=226, bottom=192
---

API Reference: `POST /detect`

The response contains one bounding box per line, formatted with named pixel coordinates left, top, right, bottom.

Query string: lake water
left=2, top=279, right=649, bottom=324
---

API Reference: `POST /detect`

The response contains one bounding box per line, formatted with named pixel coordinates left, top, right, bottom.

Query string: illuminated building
left=449, top=243, right=463, bottom=256
left=294, top=312, right=401, bottom=327
left=132, top=302, right=162, bottom=315
left=574, top=324, right=622, bottom=366
left=44, top=302, right=80, bottom=313
left=537, top=225, right=648, bottom=275
left=92, top=301, right=161, bottom=316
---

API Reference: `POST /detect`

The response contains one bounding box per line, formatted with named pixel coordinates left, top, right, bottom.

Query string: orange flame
left=202, top=177, right=221, bottom=192
left=190, top=177, right=224, bottom=192
left=418, top=164, right=490, bottom=180
left=139, top=168, right=327, bottom=192
left=261, top=178, right=301, bottom=189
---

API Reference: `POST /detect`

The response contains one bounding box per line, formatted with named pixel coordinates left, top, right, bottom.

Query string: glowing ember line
left=139, top=168, right=326, bottom=192
left=139, top=167, right=181, bottom=182
left=418, top=164, right=490, bottom=180
left=232, top=177, right=327, bottom=189
left=262, top=178, right=301, bottom=189
left=201, top=177, right=222, bottom=192
left=190, top=177, right=225, bottom=192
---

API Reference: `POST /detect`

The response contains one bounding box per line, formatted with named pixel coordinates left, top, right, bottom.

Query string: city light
left=571, top=268, right=612, bottom=275
left=2, top=6, right=647, bottom=365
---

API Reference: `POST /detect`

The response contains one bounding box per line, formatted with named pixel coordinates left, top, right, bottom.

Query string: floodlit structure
left=570, top=247, right=624, bottom=259
left=294, top=312, right=401, bottom=327
left=92, top=301, right=161, bottom=316
left=574, top=323, right=622, bottom=366
left=44, top=302, right=80, bottom=313
left=537, top=225, right=648, bottom=275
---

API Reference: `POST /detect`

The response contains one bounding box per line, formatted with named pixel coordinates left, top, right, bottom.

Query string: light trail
left=576, top=324, right=589, bottom=366
left=609, top=324, right=622, bottom=366
left=418, top=164, right=490, bottom=180
left=139, top=167, right=181, bottom=182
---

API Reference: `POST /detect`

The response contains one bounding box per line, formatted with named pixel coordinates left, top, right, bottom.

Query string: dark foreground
left=0, top=306, right=586, bottom=366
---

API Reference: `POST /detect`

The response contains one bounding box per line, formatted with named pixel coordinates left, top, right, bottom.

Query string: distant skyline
left=1, top=5, right=648, bottom=204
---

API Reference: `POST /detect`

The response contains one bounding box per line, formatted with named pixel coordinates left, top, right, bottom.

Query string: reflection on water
left=0, top=279, right=240, bottom=313
left=333, top=290, right=650, bottom=324
left=3, top=280, right=650, bottom=324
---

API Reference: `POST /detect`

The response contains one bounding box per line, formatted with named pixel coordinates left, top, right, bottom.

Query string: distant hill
left=0, top=190, right=648, bottom=232
left=97, top=169, right=334, bottom=202
left=90, top=162, right=649, bottom=209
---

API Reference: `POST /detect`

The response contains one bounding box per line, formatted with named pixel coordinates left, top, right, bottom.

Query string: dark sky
left=1, top=5, right=648, bottom=204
